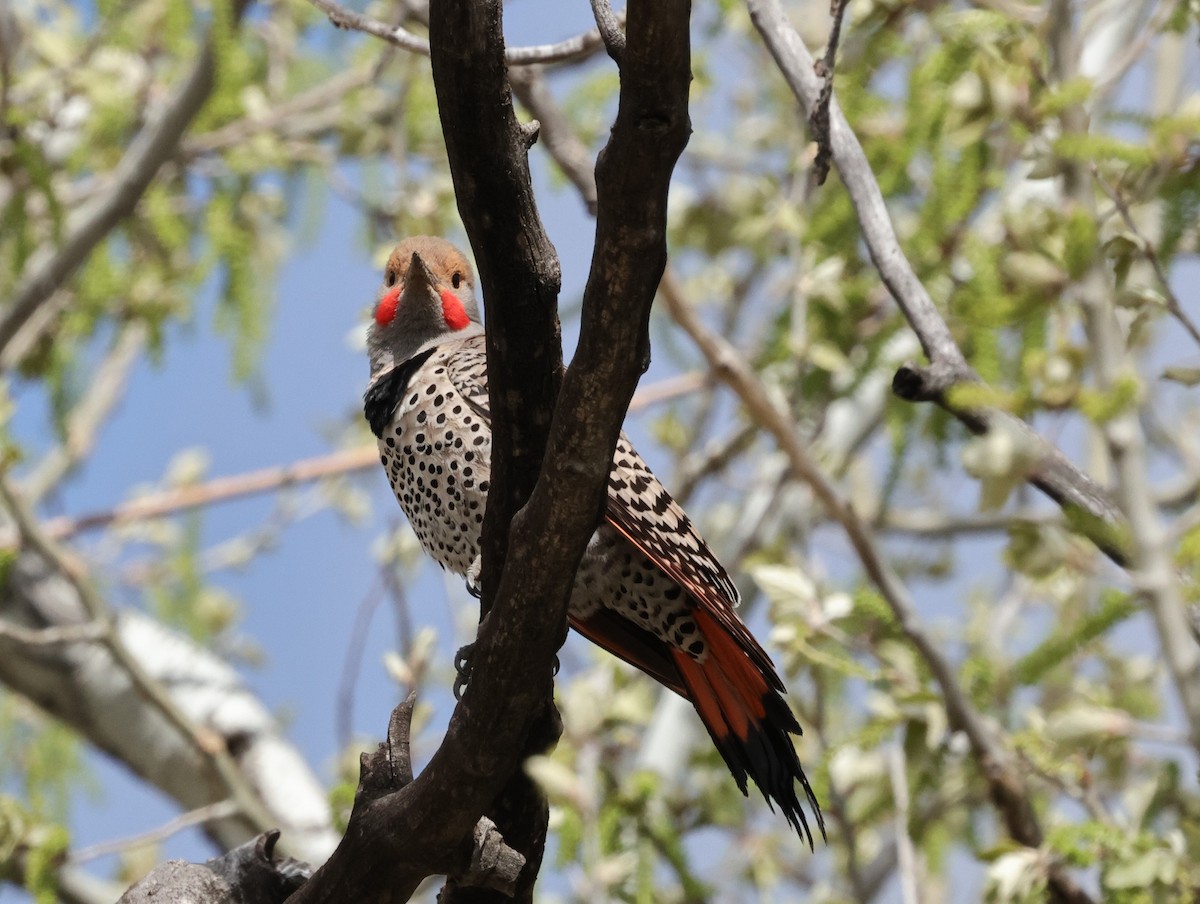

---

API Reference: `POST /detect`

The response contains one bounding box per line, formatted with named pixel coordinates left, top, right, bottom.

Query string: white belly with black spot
left=377, top=347, right=705, bottom=659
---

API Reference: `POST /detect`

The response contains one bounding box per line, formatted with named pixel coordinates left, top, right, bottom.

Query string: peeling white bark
left=0, top=551, right=338, bottom=864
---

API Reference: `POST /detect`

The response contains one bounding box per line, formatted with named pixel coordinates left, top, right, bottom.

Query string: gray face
left=366, top=238, right=482, bottom=374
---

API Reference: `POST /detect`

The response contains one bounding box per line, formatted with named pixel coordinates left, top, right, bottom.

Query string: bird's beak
left=405, top=251, right=437, bottom=297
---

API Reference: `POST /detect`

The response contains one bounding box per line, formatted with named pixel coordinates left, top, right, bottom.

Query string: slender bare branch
left=183, top=66, right=376, bottom=156
left=876, top=508, right=1062, bottom=537
left=24, top=324, right=148, bottom=503
left=1091, top=164, right=1200, bottom=350
left=71, top=800, right=240, bottom=864
left=808, top=0, right=851, bottom=185
left=337, top=576, right=386, bottom=750
left=888, top=741, right=919, bottom=904
left=1090, top=0, right=1182, bottom=100
left=0, top=619, right=106, bottom=645
left=19, top=446, right=378, bottom=545
left=305, top=0, right=608, bottom=66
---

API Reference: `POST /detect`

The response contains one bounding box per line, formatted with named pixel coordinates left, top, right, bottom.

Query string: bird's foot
left=465, top=555, right=482, bottom=599
left=453, top=641, right=475, bottom=700
left=452, top=609, right=559, bottom=699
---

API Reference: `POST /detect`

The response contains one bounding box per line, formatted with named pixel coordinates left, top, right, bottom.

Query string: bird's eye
left=385, top=270, right=397, bottom=288
left=451, top=271, right=462, bottom=289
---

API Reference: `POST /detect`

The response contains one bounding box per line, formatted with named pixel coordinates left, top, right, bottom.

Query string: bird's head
left=367, top=236, right=482, bottom=373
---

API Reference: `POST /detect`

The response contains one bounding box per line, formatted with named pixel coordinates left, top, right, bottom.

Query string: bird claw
left=465, top=555, right=482, bottom=599
left=452, top=628, right=556, bottom=700
left=453, top=641, right=475, bottom=700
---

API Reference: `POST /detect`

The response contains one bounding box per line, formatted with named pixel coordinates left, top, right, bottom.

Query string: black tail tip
left=710, top=712, right=827, bottom=848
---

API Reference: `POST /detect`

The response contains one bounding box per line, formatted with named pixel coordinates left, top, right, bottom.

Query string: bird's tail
left=669, top=607, right=825, bottom=847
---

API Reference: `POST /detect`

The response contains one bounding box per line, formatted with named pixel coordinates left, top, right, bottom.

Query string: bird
left=363, top=235, right=824, bottom=846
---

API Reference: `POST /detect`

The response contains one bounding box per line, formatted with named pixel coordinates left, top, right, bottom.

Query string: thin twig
left=0, top=620, right=107, bottom=646
left=888, top=741, right=919, bottom=904
left=1091, top=164, right=1200, bottom=350
left=336, top=576, right=385, bottom=751
left=509, top=66, right=599, bottom=214
left=183, top=66, right=376, bottom=156
left=1089, top=0, right=1183, bottom=100
left=69, top=800, right=240, bottom=864
left=23, top=324, right=148, bottom=503
left=877, top=507, right=1063, bottom=537
left=305, top=0, right=608, bottom=66
left=808, top=0, right=851, bottom=186
left=1016, top=749, right=1111, bottom=825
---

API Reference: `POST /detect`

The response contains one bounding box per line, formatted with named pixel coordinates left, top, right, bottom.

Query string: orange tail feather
left=670, top=608, right=825, bottom=847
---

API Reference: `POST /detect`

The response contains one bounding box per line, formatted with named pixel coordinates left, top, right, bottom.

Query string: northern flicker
left=363, top=236, right=824, bottom=845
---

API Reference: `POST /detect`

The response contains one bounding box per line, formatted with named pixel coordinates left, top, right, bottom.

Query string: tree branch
left=807, top=0, right=851, bottom=186
left=589, top=0, right=626, bottom=63
left=660, top=271, right=1095, bottom=904
left=306, top=0, right=608, bottom=66
left=20, top=446, right=379, bottom=545
left=117, top=830, right=309, bottom=904
left=0, top=482, right=338, bottom=863
left=290, top=0, right=691, bottom=898
left=745, top=0, right=1131, bottom=567
left=0, top=0, right=252, bottom=362
left=182, top=65, right=376, bottom=157
left=0, top=480, right=285, bottom=837
left=23, top=323, right=147, bottom=503
left=1091, top=164, right=1200, bottom=351
left=0, top=377, right=692, bottom=549
left=73, top=801, right=240, bottom=864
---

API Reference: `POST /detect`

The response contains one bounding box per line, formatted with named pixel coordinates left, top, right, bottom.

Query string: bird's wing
left=568, top=607, right=687, bottom=697
left=602, top=433, right=741, bottom=610
left=443, top=343, right=767, bottom=673
left=444, top=334, right=491, bottom=423
left=600, top=435, right=790, bottom=688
